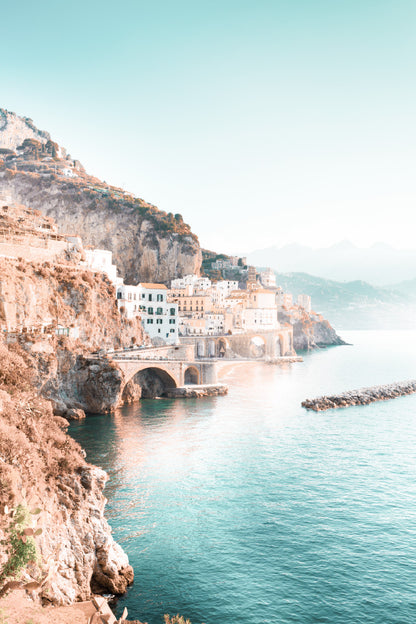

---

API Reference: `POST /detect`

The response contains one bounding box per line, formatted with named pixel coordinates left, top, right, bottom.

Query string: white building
left=170, top=274, right=211, bottom=294
left=138, top=283, right=178, bottom=344
left=240, top=289, right=280, bottom=331
left=211, top=280, right=239, bottom=306
left=116, top=284, right=142, bottom=319
left=241, top=307, right=279, bottom=331
left=276, top=291, right=293, bottom=309
left=260, top=268, right=277, bottom=289
left=204, top=313, right=225, bottom=335
left=62, top=167, right=77, bottom=178
left=85, top=248, right=118, bottom=285
left=297, top=294, right=312, bottom=313
left=178, top=316, right=205, bottom=336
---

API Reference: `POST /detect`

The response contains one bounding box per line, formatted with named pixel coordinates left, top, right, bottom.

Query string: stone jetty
left=302, top=380, right=416, bottom=411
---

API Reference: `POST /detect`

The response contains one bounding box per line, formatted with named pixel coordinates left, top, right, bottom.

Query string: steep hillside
left=0, top=109, right=201, bottom=283
left=0, top=340, right=134, bottom=606
left=0, top=255, right=146, bottom=415
left=274, top=271, right=415, bottom=329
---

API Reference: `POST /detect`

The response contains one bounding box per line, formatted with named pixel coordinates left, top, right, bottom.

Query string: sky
left=1, top=0, right=416, bottom=254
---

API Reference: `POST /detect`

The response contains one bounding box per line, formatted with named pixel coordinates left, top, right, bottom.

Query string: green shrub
left=0, top=504, right=38, bottom=582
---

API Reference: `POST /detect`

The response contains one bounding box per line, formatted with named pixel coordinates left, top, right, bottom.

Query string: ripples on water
left=70, top=331, right=416, bottom=624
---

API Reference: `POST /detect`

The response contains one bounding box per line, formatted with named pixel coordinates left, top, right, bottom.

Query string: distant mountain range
left=248, top=241, right=416, bottom=286
left=273, top=271, right=416, bottom=330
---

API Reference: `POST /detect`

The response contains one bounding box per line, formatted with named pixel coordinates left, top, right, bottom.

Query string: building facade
left=138, top=283, right=179, bottom=344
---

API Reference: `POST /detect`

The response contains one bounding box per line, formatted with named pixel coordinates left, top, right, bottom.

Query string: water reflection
left=69, top=331, right=416, bottom=624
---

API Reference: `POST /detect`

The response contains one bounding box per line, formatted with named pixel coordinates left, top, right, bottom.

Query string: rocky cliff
left=0, top=341, right=134, bottom=605
left=278, top=308, right=346, bottom=351
left=0, top=109, right=201, bottom=283
left=0, top=255, right=142, bottom=415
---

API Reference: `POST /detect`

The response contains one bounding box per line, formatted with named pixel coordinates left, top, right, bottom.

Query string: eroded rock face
left=41, top=353, right=124, bottom=414
left=0, top=109, right=50, bottom=152
left=0, top=253, right=148, bottom=413
left=0, top=344, right=134, bottom=606
left=39, top=466, right=134, bottom=604
left=0, top=110, right=202, bottom=284
left=278, top=309, right=345, bottom=351
left=121, top=378, right=142, bottom=404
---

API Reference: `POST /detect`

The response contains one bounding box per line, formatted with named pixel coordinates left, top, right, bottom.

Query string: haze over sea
left=70, top=330, right=416, bottom=624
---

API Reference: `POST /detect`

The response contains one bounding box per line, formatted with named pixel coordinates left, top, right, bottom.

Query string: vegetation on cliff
left=0, top=110, right=201, bottom=283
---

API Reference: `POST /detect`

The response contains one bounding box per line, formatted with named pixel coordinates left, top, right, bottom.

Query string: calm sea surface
left=70, top=330, right=416, bottom=624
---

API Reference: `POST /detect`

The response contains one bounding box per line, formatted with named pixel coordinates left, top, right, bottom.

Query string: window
left=156, top=307, right=163, bottom=315
left=158, top=328, right=161, bottom=333
left=128, top=293, right=132, bottom=300
left=170, top=308, right=176, bottom=316
left=117, top=292, right=122, bottom=299
left=148, top=307, right=153, bottom=315
left=142, top=293, right=145, bottom=299
left=148, top=294, right=153, bottom=301
left=157, top=294, right=164, bottom=302
left=147, top=319, right=153, bottom=324
left=170, top=329, right=175, bottom=333
left=157, top=319, right=162, bottom=324
left=169, top=319, right=175, bottom=324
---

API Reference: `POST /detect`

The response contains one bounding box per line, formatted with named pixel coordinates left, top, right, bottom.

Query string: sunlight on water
left=70, top=331, right=416, bottom=624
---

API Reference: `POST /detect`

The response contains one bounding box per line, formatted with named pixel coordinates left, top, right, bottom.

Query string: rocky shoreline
left=302, top=380, right=416, bottom=411
left=164, top=383, right=228, bottom=398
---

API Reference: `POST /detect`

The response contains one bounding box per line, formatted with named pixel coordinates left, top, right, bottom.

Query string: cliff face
left=0, top=109, right=50, bottom=152
left=0, top=256, right=143, bottom=414
left=278, top=308, right=346, bottom=351
left=0, top=342, right=134, bottom=605
left=0, top=110, right=201, bottom=283
left=0, top=257, right=143, bottom=348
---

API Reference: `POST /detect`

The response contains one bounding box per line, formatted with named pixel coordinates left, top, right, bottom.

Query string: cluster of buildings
left=0, top=191, right=312, bottom=347
left=114, top=265, right=313, bottom=346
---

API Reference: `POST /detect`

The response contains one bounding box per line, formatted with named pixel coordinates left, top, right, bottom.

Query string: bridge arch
left=216, top=337, right=229, bottom=358
left=120, top=363, right=180, bottom=400
left=250, top=335, right=266, bottom=358
left=123, top=364, right=180, bottom=389
left=184, top=366, right=200, bottom=385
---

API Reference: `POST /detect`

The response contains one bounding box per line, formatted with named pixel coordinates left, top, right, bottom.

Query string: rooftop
left=139, top=283, right=168, bottom=290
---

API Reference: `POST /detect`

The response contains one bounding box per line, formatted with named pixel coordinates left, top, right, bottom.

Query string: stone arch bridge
left=113, top=357, right=218, bottom=394
left=181, top=328, right=295, bottom=360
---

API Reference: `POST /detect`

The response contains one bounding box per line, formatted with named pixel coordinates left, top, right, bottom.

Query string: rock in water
left=302, top=380, right=416, bottom=411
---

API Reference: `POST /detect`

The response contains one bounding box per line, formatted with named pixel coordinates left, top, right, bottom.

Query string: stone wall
left=180, top=327, right=295, bottom=359
left=0, top=237, right=68, bottom=263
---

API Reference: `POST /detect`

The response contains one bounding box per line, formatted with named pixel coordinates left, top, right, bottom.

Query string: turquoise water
left=70, top=331, right=416, bottom=624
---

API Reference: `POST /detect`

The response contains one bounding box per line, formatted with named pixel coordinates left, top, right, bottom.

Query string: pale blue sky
left=2, top=0, right=416, bottom=253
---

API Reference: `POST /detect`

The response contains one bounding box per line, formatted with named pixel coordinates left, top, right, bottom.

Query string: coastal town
left=1, top=3, right=414, bottom=622
left=0, top=112, right=344, bottom=623
left=0, top=192, right=318, bottom=362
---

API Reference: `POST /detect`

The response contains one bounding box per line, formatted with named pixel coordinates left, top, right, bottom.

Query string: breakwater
left=302, top=379, right=416, bottom=411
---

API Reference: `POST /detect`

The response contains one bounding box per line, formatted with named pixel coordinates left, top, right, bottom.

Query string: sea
left=69, top=330, right=416, bottom=624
